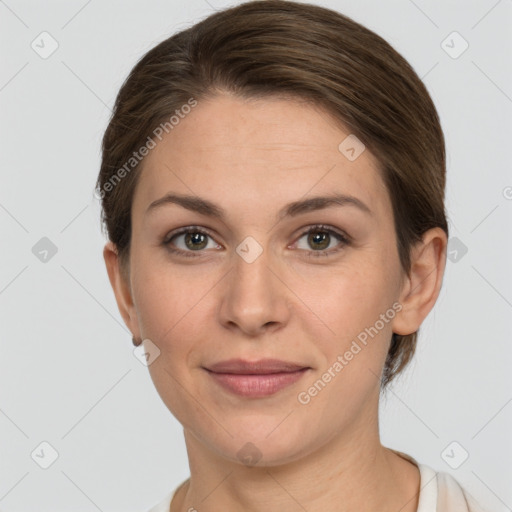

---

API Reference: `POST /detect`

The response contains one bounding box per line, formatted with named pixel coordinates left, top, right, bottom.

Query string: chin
left=207, top=416, right=317, bottom=468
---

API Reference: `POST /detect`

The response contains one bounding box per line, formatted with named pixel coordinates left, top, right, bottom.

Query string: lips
left=204, top=358, right=311, bottom=398
left=205, top=358, right=309, bottom=375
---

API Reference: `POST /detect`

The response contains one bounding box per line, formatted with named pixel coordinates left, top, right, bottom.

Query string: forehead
left=133, top=94, right=390, bottom=217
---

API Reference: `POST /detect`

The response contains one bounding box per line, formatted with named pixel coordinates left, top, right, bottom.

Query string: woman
left=97, top=1, right=488, bottom=510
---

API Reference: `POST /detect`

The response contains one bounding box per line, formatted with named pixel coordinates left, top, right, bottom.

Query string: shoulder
left=417, top=462, right=489, bottom=512
left=145, top=489, right=175, bottom=512
left=145, top=480, right=185, bottom=512
left=391, top=449, right=489, bottom=512
left=435, top=470, right=489, bottom=512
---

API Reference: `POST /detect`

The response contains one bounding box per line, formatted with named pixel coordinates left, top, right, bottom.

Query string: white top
left=146, top=452, right=488, bottom=512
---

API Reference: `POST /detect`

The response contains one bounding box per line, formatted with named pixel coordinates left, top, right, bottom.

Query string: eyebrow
left=145, top=192, right=372, bottom=220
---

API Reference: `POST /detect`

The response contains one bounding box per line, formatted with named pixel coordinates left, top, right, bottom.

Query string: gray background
left=0, top=0, right=511, bottom=511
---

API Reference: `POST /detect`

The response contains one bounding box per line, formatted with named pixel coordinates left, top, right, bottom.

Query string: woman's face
left=122, top=94, right=408, bottom=465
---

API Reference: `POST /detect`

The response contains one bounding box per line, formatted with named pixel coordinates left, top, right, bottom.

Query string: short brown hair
left=96, top=0, right=448, bottom=387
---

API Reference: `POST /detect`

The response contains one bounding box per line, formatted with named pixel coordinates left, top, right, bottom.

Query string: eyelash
left=162, top=224, right=350, bottom=259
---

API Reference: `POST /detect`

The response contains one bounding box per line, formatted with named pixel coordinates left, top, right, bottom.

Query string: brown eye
left=183, top=232, right=208, bottom=250
left=164, top=227, right=221, bottom=257
left=307, top=231, right=331, bottom=251
left=294, top=225, right=349, bottom=255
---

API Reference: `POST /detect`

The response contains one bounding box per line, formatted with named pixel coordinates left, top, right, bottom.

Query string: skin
left=104, top=93, right=447, bottom=512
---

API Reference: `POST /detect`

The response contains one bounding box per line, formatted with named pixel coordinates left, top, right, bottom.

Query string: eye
left=162, top=224, right=350, bottom=259
left=163, top=226, right=221, bottom=257
left=293, top=225, right=350, bottom=257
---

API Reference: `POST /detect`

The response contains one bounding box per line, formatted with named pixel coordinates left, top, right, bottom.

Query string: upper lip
left=205, top=358, right=309, bottom=375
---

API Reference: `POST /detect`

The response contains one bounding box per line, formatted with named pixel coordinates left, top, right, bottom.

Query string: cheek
left=291, top=252, right=400, bottom=372
left=294, top=259, right=395, bottom=331
left=131, top=250, right=218, bottom=357
left=131, top=258, right=205, bottom=417
left=293, top=268, right=396, bottom=414
left=131, top=250, right=185, bottom=340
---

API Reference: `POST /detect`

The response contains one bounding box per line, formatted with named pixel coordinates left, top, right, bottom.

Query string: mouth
left=203, top=358, right=311, bottom=398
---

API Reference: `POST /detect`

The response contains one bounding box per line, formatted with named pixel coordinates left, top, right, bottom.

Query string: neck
left=172, top=405, right=420, bottom=512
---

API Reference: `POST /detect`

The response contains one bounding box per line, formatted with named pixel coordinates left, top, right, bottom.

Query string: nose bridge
left=234, top=238, right=271, bottom=295
left=219, top=235, right=290, bottom=334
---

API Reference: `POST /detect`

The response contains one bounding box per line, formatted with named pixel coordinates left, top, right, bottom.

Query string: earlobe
left=103, top=241, right=140, bottom=340
left=391, top=227, right=447, bottom=336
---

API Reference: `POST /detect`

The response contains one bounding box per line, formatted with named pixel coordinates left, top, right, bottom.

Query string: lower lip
left=206, top=368, right=309, bottom=398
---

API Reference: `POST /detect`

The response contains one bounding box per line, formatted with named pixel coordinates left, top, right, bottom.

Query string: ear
left=103, top=241, right=140, bottom=340
left=392, top=227, right=447, bottom=336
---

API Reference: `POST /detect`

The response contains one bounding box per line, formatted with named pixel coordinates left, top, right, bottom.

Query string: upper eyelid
left=164, top=225, right=214, bottom=242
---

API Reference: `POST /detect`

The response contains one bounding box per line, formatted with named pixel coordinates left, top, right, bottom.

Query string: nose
left=218, top=240, right=291, bottom=337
